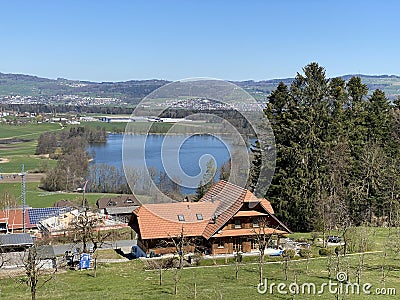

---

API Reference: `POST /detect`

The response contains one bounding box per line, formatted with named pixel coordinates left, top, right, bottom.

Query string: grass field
left=0, top=155, right=56, bottom=173
left=0, top=123, right=62, bottom=140
left=0, top=250, right=398, bottom=299
left=82, top=121, right=128, bottom=133
left=0, top=182, right=123, bottom=208
left=0, top=123, right=62, bottom=173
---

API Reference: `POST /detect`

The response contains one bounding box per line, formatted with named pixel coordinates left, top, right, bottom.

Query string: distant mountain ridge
left=1, top=72, right=400, bottom=104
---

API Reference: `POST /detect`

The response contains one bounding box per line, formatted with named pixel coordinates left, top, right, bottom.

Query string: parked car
left=131, top=245, right=146, bottom=258
left=327, top=236, right=341, bottom=243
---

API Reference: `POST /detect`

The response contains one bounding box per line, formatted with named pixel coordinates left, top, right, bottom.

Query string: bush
left=299, top=249, right=313, bottom=258
left=296, top=238, right=308, bottom=243
left=191, top=253, right=203, bottom=266
left=234, top=252, right=243, bottom=263
left=319, top=248, right=332, bottom=256
left=311, top=232, right=319, bottom=244
left=334, top=246, right=344, bottom=256
left=282, top=249, right=296, bottom=259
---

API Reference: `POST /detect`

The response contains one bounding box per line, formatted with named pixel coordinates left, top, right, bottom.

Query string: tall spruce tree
left=264, top=63, right=400, bottom=231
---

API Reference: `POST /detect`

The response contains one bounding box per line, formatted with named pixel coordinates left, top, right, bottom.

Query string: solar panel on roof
left=28, top=207, right=72, bottom=225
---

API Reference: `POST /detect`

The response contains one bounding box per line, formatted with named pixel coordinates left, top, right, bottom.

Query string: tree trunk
left=235, top=263, right=239, bottom=280
left=259, top=251, right=264, bottom=284
left=194, top=270, right=197, bottom=300
left=159, top=263, right=162, bottom=285
left=31, top=285, right=36, bottom=300
left=94, top=257, right=97, bottom=278
left=174, top=269, right=178, bottom=295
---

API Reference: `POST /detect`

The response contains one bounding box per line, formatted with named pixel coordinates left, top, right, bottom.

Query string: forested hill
left=1, top=72, right=400, bottom=105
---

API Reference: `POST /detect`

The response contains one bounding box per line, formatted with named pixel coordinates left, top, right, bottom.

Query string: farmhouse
left=129, top=180, right=291, bottom=255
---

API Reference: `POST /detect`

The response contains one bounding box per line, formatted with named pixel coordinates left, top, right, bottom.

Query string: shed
left=0, top=233, right=33, bottom=250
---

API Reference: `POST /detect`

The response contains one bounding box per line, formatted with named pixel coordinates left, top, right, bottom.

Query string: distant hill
left=0, top=72, right=169, bottom=105
left=1, top=72, right=400, bottom=106
left=232, top=74, right=400, bottom=101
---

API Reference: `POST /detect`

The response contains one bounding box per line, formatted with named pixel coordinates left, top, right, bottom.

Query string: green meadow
left=0, top=250, right=398, bottom=299
left=0, top=123, right=62, bottom=173
left=0, top=182, right=121, bottom=208
left=0, top=123, right=62, bottom=140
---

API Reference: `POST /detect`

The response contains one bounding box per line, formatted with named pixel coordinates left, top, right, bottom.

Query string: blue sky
left=0, top=0, right=399, bottom=82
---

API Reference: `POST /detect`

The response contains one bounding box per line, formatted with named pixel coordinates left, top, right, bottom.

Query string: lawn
left=0, top=182, right=121, bottom=208
left=0, top=123, right=62, bottom=173
left=0, top=123, right=62, bottom=139
left=0, top=251, right=398, bottom=299
left=0, top=155, right=56, bottom=173
left=82, top=121, right=128, bottom=133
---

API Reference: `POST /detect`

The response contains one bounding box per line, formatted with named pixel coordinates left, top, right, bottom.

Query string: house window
left=196, top=213, right=203, bottom=220
left=252, top=219, right=259, bottom=228
left=234, top=219, right=241, bottom=229
left=217, top=239, right=225, bottom=248
left=251, top=239, right=259, bottom=250
left=177, top=214, right=185, bottom=221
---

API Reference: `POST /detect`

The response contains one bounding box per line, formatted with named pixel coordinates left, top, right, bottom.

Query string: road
left=52, top=239, right=137, bottom=255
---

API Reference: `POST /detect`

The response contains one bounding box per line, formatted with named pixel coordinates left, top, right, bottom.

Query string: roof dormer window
left=196, top=213, right=203, bottom=220
left=177, top=215, right=185, bottom=222
left=234, top=219, right=241, bottom=229
left=107, top=200, right=117, bottom=206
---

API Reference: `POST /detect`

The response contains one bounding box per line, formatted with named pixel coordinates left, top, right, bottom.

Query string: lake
left=88, top=134, right=233, bottom=193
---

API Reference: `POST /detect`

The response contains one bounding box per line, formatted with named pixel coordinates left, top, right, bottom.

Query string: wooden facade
left=129, top=181, right=291, bottom=256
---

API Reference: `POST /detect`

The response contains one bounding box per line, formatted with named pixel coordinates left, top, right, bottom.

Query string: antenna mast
left=21, top=164, right=26, bottom=233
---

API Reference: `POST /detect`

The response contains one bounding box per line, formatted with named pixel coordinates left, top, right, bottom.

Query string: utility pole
left=82, top=180, right=88, bottom=210
left=20, top=164, right=26, bottom=233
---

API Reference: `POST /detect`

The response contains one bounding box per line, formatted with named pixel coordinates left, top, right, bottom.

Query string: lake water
left=88, top=134, right=233, bottom=193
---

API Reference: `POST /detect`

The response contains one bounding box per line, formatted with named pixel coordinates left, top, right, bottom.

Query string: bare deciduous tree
left=252, top=217, right=277, bottom=284
left=0, top=189, right=18, bottom=210
left=69, top=208, right=104, bottom=253
left=161, top=226, right=198, bottom=295
left=21, top=245, right=55, bottom=300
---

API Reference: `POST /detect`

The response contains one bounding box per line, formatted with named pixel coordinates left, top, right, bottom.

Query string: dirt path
left=0, top=172, right=45, bottom=183
left=0, top=158, right=10, bottom=163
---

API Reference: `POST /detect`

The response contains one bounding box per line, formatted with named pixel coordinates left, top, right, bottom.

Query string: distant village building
left=97, top=195, right=140, bottom=223
left=129, top=181, right=291, bottom=256
left=53, top=200, right=78, bottom=208
left=0, top=209, right=31, bottom=233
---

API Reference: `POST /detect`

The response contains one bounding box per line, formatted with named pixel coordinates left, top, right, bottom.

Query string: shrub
left=191, top=253, right=203, bottom=266
left=319, top=248, right=332, bottom=256
left=282, top=249, right=296, bottom=259
left=299, top=249, right=313, bottom=258
left=234, top=252, right=243, bottom=263
left=311, top=232, right=319, bottom=245
left=334, top=246, right=344, bottom=256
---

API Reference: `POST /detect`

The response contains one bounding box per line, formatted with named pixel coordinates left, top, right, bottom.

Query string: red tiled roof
left=259, top=199, right=274, bottom=215
left=200, top=181, right=246, bottom=239
left=0, top=209, right=31, bottom=230
left=133, top=201, right=218, bottom=240
left=131, top=180, right=289, bottom=240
